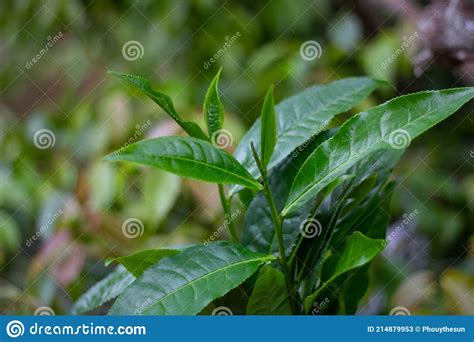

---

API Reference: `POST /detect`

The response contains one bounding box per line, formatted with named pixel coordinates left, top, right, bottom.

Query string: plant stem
left=218, top=184, right=238, bottom=243
left=250, top=143, right=298, bottom=313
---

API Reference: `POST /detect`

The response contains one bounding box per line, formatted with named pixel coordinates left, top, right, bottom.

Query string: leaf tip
left=107, top=70, right=121, bottom=77
left=103, top=152, right=119, bottom=162
left=104, top=257, right=115, bottom=267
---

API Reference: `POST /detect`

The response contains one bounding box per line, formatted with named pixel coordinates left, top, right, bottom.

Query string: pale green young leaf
left=260, top=85, right=277, bottom=168
left=204, top=68, right=225, bottom=137
left=108, top=71, right=208, bottom=140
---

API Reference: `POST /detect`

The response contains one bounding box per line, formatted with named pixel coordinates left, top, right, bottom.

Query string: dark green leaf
left=109, top=242, right=275, bottom=315
left=295, top=150, right=400, bottom=293
left=332, top=180, right=396, bottom=245
left=284, top=88, right=474, bottom=216
left=108, top=71, right=208, bottom=140
left=304, top=232, right=385, bottom=312
left=71, top=266, right=135, bottom=314
left=231, top=77, right=384, bottom=193
left=246, top=266, right=292, bottom=315
left=339, top=265, right=370, bottom=314
left=105, top=136, right=262, bottom=190
left=204, top=68, right=224, bottom=137
left=260, top=86, right=277, bottom=168
left=106, top=249, right=180, bottom=277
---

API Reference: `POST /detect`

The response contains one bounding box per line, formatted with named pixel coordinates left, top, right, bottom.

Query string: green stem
left=218, top=184, right=238, bottom=243
left=250, top=143, right=298, bottom=314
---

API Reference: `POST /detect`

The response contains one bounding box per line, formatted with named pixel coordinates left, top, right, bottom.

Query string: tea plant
left=72, top=69, right=474, bottom=315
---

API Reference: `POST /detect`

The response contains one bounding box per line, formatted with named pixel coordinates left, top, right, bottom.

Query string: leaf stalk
left=250, top=142, right=298, bottom=314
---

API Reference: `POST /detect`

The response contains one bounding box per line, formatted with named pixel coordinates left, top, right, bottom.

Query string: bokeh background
left=0, top=0, right=473, bottom=315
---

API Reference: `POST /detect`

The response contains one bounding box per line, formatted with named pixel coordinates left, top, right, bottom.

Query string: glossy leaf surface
left=109, top=242, right=275, bottom=315
left=284, top=88, right=474, bottom=215
left=105, top=136, right=262, bottom=190
left=232, top=77, right=383, bottom=193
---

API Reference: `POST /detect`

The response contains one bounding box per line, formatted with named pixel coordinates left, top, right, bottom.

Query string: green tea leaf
left=242, top=131, right=333, bottom=256
left=304, top=232, right=385, bottom=312
left=295, top=150, right=400, bottom=293
left=284, top=88, right=474, bottom=216
left=260, top=86, right=277, bottom=168
left=339, top=266, right=370, bottom=314
left=108, top=71, right=208, bottom=140
left=105, top=136, right=262, bottom=190
left=246, top=266, right=292, bottom=315
left=231, top=77, right=383, bottom=193
left=71, top=266, right=135, bottom=314
left=332, top=180, right=396, bottom=245
left=109, top=242, right=275, bottom=315
left=106, top=249, right=180, bottom=277
left=204, top=68, right=224, bottom=137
